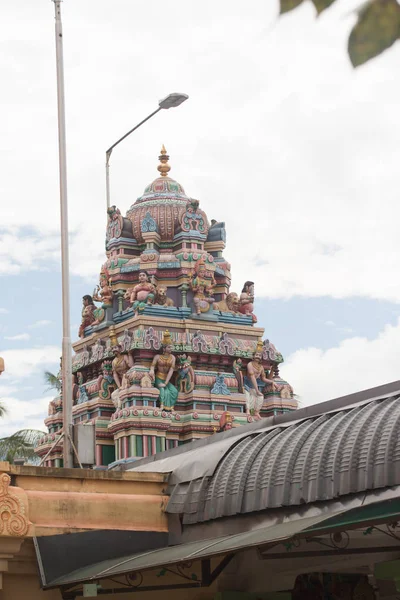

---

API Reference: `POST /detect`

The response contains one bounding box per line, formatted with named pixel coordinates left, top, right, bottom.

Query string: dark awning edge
left=41, top=496, right=400, bottom=591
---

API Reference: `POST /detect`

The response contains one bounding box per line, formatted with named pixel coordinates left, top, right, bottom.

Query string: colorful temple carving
left=35, top=147, right=297, bottom=468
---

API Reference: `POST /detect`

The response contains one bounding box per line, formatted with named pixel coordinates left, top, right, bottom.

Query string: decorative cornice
left=0, top=473, right=29, bottom=537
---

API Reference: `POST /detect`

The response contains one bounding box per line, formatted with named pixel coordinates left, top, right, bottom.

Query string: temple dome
left=126, top=147, right=208, bottom=243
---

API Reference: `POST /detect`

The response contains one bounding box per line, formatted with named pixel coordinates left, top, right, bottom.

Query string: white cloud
left=0, top=346, right=60, bottom=379
left=0, top=308, right=9, bottom=314
left=0, top=0, right=399, bottom=304
left=282, top=318, right=400, bottom=407
left=0, top=395, right=52, bottom=437
left=4, top=333, right=31, bottom=341
left=28, top=320, right=52, bottom=329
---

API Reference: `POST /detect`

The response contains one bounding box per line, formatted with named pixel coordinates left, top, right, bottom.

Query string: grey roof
left=167, top=388, right=400, bottom=523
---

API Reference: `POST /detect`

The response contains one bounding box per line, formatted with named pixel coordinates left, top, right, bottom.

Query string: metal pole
left=105, top=107, right=161, bottom=210
left=53, top=0, right=73, bottom=468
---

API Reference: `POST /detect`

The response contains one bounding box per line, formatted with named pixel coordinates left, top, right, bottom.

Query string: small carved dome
left=126, top=147, right=208, bottom=243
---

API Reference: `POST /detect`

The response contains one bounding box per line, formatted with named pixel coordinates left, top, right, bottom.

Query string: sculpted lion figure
left=214, top=292, right=240, bottom=314
left=154, top=285, right=174, bottom=307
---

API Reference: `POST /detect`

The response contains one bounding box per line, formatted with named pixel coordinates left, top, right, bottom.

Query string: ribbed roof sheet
left=168, top=393, right=400, bottom=523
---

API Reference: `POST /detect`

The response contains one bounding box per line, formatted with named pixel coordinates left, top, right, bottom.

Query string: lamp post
left=53, top=0, right=73, bottom=468
left=105, top=93, right=189, bottom=209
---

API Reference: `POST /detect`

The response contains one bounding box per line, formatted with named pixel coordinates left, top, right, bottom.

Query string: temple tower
left=35, top=149, right=296, bottom=468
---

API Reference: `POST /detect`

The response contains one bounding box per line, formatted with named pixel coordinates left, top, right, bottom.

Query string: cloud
left=0, top=395, right=52, bottom=437
left=282, top=317, right=400, bottom=407
left=0, top=346, right=60, bottom=379
left=0, top=0, right=399, bottom=305
left=4, top=333, right=31, bottom=341
left=28, top=320, right=52, bottom=329
left=0, top=308, right=9, bottom=314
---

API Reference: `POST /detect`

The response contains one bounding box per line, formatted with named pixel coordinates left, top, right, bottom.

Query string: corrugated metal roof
left=168, top=394, right=400, bottom=523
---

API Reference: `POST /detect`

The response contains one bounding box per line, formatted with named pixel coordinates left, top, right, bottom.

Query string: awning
left=37, top=496, right=400, bottom=593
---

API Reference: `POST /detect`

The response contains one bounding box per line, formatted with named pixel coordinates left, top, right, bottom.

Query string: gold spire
left=157, top=145, right=171, bottom=177
left=255, top=339, right=264, bottom=354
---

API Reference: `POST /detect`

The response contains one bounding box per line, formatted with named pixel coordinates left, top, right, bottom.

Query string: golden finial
left=109, top=326, right=118, bottom=348
left=255, top=339, right=264, bottom=354
left=157, top=145, right=171, bottom=177
left=162, top=330, right=173, bottom=346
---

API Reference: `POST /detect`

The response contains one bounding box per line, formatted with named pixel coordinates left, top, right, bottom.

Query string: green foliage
left=348, top=0, right=400, bottom=67
left=0, top=429, right=44, bottom=465
left=0, top=400, right=7, bottom=418
left=44, top=370, right=61, bottom=392
left=280, top=0, right=304, bottom=14
left=279, top=0, right=400, bottom=66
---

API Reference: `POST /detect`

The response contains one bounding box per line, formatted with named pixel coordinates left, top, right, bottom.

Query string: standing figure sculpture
left=239, top=281, right=257, bottom=323
left=149, top=330, right=178, bottom=411
left=93, top=268, right=113, bottom=310
left=124, top=271, right=156, bottom=315
left=244, top=341, right=276, bottom=419
left=233, top=358, right=244, bottom=394
left=112, top=344, right=133, bottom=388
left=78, top=295, right=96, bottom=338
left=190, top=259, right=216, bottom=315
left=176, top=354, right=194, bottom=393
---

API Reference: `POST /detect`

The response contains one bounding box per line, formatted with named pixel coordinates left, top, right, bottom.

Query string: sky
left=0, top=0, right=400, bottom=436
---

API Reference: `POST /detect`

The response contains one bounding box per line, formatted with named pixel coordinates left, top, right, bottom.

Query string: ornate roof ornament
left=161, top=330, right=173, bottom=346
left=141, top=211, right=158, bottom=233
left=157, top=145, right=171, bottom=177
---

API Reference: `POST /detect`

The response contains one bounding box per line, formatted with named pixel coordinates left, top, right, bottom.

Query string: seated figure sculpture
left=190, top=259, right=216, bottom=315
left=124, top=270, right=156, bottom=315
left=239, top=280, right=257, bottom=323
left=149, top=330, right=178, bottom=411
left=244, top=341, right=276, bottom=420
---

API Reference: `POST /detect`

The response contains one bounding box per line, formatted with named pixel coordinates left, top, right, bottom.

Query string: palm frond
left=44, top=370, right=61, bottom=392
left=0, top=429, right=45, bottom=464
left=0, top=400, right=7, bottom=418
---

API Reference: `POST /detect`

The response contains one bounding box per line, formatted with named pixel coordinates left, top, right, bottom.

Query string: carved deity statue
left=124, top=270, right=156, bottom=315
left=93, top=268, right=113, bottom=309
left=244, top=341, right=276, bottom=419
left=190, top=259, right=216, bottom=315
left=149, top=330, right=178, bottom=410
left=176, top=354, right=194, bottom=393
left=239, top=281, right=257, bottom=323
left=78, top=295, right=96, bottom=338
left=233, top=358, right=244, bottom=393
left=111, top=344, right=133, bottom=388
left=98, top=361, right=116, bottom=401
left=106, top=205, right=123, bottom=241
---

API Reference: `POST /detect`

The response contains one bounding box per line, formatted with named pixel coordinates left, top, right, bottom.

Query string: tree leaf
left=280, top=0, right=304, bottom=15
left=44, top=370, right=62, bottom=392
left=348, top=0, right=400, bottom=67
left=311, top=0, right=337, bottom=15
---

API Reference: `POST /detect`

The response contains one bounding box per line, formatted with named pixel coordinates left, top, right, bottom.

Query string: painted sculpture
left=149, top=330, right=178, bottom=411
left=124, top=271, right=156, bottom=315
left=154, top=285, right=174, bottom=307
left=190, top=259, right=216, bottom=315
left=78, top=295, right=96, bottom=338
left=176, top=355, right=194, bottom=393
left=239, top=281, right=257, bottom=323
left=111, top=344, right=132, bottom=388
left=244, top=341, right=276, bottom=419
left=98, top=362, right=116, bottom=400
left=92, top=268, right=113, bottom=309
left=233, top=358, right=244, bottom=393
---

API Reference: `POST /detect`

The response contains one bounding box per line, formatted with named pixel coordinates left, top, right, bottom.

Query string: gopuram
left=35, top=147, right=297, bottom=468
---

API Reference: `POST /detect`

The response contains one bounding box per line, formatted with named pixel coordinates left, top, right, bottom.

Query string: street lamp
left=52, top=0, right=73, bottom=468
left=105, top=93, right=189, bottom=209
